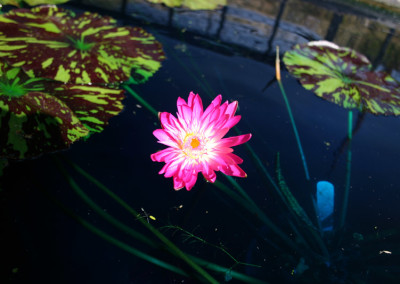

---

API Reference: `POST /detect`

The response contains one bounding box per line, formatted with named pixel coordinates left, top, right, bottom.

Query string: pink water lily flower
left=151, top=92, right=252, bottom=191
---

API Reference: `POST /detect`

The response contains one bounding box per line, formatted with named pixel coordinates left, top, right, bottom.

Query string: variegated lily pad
left=0, top=61, right=124, bottom=160
left=0, top=0, right=21, bottom=6
left=147, top=0, right=226, bottom=10
left=25, top=0, right=69, bottom=5
left=0, top=0, right=69, bottom=7
left=283, top=40, right=400, bottom=115
left=0, top=6, right=165, bottom=84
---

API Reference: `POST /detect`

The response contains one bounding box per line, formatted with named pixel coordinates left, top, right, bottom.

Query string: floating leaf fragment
left=0, top=6, right=165, bottom=84
left=283, top=40, right=400, bottom=115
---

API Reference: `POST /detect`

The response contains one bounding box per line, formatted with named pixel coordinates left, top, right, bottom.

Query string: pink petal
left=219, top=134, right=252, bottom=147
left=177, top=97, right=187, bottom=108
left=184, top=172, right=198, bottom=191
left=159, top=112, right=173, bottom=128
left=158, top=162, right=169, bottom=175
left=177, top=159, right=191, bottom=180
left=226, top=101, right=238, bottom=117
left=207, top=155, right=228, bottom=171
left=223, top=115, right=241, bottom=129
left=153, top=129, right=179, bottom=148
left=199, top=110, right=215, bottom=133
left=150, top=147, right=177, bottom=162
left=159, top=112, right=182, bottom=140
left=209, top=127, right=229, bottom=141
left=213, top=147, right=234, bottom=154
left=220, top=163, right=247, bottom=177
left=205, top=171, right=216, bottom=183
left=168, top=112, right=186, bottom=135
left=202, top=161, right=216, bottom=183
left=211, top=94, right=222, bottom=107
left=187, top=92, right=196, bottom=107
left=218, top=101, right=229, bottom=118
left=225, top=153, right=244, bottom=164
left=164, top=160, right=182, bottom=177
left=173, top=177, right=184, bottom=190
left=211, top=113, right=227, bottom=130
left=192, top=94, right=203, bottom=120
left=178, top=104, right=192, bottom=125
left=202, top=95, right=222, bottom=118
left=209, top=108, right=221, bottom=123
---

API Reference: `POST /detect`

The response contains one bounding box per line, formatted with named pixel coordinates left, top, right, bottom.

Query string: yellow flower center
left=190, top=138, right=200, bottom=148
left=182, top=134, right=206, bottom=160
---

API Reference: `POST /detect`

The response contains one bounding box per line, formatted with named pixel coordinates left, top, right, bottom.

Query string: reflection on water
left=89, top=0, right=400, bottom=77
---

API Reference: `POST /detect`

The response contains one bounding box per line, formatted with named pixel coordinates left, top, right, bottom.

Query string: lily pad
left=147, top=0, right=226, bottom=10
left=283, top=40, right=400, bottom=115
left=0, top=6, right=165, bottom=84
left=25, top=0, right=69, bottom=5
left=0, top=0, right=21, bottom=6
left=0, top=61, right=125, bottom=160
left=0, top=0, right=69, bottom=7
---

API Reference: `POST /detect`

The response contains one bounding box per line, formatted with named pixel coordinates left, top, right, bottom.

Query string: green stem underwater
left=276, top=46, right=310, bottom=180
left=47, top=159, right=189, bottom=277
left=57, top=156, right=219, bottom=284
left=213, top=180, right=307, bottom=256
left=123, top=83, right=159, bottom=117
left=338, top=110, right=353, bottom=232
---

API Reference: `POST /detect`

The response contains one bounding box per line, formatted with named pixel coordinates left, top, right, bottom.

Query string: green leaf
left=0, top=6, right=165, bottom=84
left=0, top=61, right=125, bottom=160
left=25, top=0, right=69, bottom=5
left=275, top=152, right=317, bottom=232
left=0, top=0, right=69, bottom=7
left=283, top=40, right=400, bottom=115
left=48, top=83, right=125, bottom=134
left=147, top=0, right=226, bottom=10
left=0, top=0, right=22, bottom=6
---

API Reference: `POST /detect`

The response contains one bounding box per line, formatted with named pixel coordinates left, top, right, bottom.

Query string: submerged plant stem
left=43, top=180, right=189, bottom=277
left=190, top=255, right=267, bottom=284
left=59, top=156, right=218, bottom=284
left=80, top=217, right=188, bottom=277
left=338, top=110, right=353, bottom=232
left=54, top=157, right=157, bottom=248
left=276, top=47, right=310, bottom=180
left=123, top=84, right=158, bottom=117
left=163, top=225, right=261, bottom=269
left=213, top=180, right=305, bottom=255
left=233, top=127, right=280, bottom=193
left=51, top=158, right=188, bottom=277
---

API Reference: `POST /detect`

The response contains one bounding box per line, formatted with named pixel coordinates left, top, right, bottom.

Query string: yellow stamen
left=190, top=138, right=200, bottom=148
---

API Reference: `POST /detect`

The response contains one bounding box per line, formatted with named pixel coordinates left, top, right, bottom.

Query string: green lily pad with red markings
left=0, top=6, right=165, bottom=85
left=0, top=0, right=21, bottom=6
left=0, top=60, right=125, bottom=160
left=25, top=0, right=70, bottom=5
left=147, top=0, right=226, bottom=10
left=283, top=40, right=400, bottom=116
left=0, top=0, right=69, bottom=7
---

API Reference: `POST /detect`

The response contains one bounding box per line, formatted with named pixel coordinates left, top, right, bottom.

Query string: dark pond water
left=1, top=0, right=400, bottom=283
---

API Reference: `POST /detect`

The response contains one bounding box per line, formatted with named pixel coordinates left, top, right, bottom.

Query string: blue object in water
left=316, top=181, right=334, bottom=231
